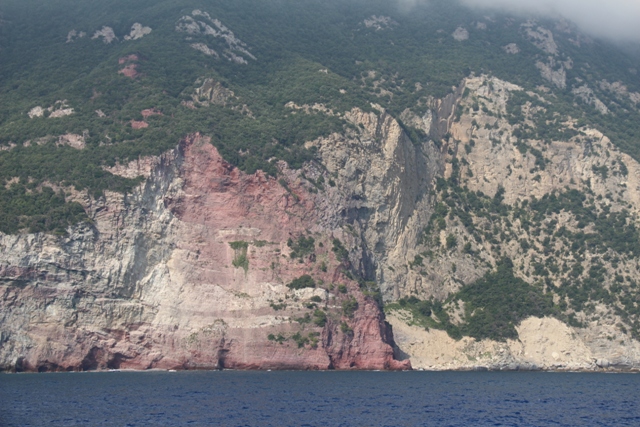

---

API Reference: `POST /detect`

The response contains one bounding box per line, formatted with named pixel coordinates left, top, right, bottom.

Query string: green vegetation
left=340, top=321, right=353, bottom=334
left=287, top=235, right=315, bottom=259
left=529, top=190, right=640, bottom=257
left=359, top=280, right=383, bottom=307
left=331, top=238, right=349, bottom=262
left=319, top=261, right=327, bottom=272
left=270, top=302, right=287, bottom=311
left=417, top=155, right=640, bottom=339
left=267, top=333, right=287, bottom=344
left=388, top=296, right=460, bottom=338
left=313, top=309, right=327, bottom=327
left=229, top=241, right=249, bottom=272
left=287, top=274, right=316, bottom=290
left=0, top=185, right=88, bottom=234
left=3, top=0, right=640, bottom=343
left=2, top=0, right=640, bottom=234
left=342, top=297, right=359, bottom=317
left=389, top=259, right=555, bottom=341
left=295, top=304, right=327, bottom=328
left=292, top=331, right=320, bottom=349
left=229, top=241, right=249, bottom=251
left=455, top=258, right=555, bottom=341
left=446, top=234, right=457, bottom=250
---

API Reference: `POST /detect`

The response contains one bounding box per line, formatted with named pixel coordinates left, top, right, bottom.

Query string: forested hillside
left=2, top=0, right=639, bottom=233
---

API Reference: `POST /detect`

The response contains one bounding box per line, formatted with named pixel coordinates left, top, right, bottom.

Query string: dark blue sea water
left=1, top=371, right=640, bottom=426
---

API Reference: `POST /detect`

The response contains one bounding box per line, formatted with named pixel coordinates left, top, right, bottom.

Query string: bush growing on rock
left=340, top=321, right=353, bottom=333
left=287, top=274, right=316, bottom=290
left=287, top=235, right=316, bottom=259
left=230, top=241, right=249, bottom=272
left=446, top=233, right=458, bottom=249
left=342, top=297, right=359, bottom=317
left=267, top=333, right=286, bottom=344
left=313, top=309, right=327, bottom=327
left=332, top=238, right=349, bottom=261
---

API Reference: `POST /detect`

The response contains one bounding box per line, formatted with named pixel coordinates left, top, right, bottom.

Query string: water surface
left=1, top=371, right=639, bottom=426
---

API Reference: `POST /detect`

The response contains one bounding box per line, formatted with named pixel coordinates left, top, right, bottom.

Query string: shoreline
left=3, top=366, right=639, bottom=374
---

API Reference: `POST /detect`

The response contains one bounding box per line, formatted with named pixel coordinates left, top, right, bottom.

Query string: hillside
left=2, top=0, right=640, bottom=371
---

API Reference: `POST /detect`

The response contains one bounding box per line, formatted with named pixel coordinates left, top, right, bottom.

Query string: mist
left=458, top=0, right=640, bottom=43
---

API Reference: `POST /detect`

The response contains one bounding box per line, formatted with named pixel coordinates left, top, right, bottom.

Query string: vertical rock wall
left=0, top=132, right=412, bottom=372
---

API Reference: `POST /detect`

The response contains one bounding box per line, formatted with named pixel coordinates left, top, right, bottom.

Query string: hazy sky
left=458, top=0, right=640, bottom=42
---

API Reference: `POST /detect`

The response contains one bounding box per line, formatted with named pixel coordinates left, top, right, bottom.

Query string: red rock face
left=0, top=134, right=409, bottom=372
left=118, top=54, right=139, bottom=65
left=141, top=108, right=162, bottom=118
left=118, top=55, right=140, bottom=79
left=161, top=135, right=409, bottom=370
left=119, top=64, right=139, bottom=78
left=130, top=120, right=149, bottom=129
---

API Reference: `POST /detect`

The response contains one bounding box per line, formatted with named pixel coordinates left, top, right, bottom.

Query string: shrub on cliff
left=267, top=333, right=286, bottom=344
left=313, top=309, right=327, bottom=327
left=287, top=274, right=316, bottom=290
left=342, top=297, right=359, bottom=317
left=291, top=332, right=319, bottom=348
left=229, top=241, right=249, bottom=251
left=446, top=234, right=458, bottom=250
left=230, top=241, right=249, bottom=272
left=332, top=239, right=349, bottom=262
left=340, top=321, right=353, bottom=334
left=287, top=235, right=316, bottom=259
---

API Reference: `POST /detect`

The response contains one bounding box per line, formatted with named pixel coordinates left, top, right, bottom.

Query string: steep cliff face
left=385, top=75, right=640, bottom=371
left=309, top=108, right=441, bottom=300
left=0, top=133, right=410, bottom=372
left=4, top=76, right=640, bottom=372
left=4, top=0, right=640, bottom=374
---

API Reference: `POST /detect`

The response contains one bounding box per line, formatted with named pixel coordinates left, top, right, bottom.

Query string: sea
left=1, top=370, right=639, bottom=426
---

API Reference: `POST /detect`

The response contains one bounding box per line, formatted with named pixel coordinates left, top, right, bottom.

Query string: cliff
left=3, top=1, right=640, bottom=372
left=384, top=75, right=640, bottom=371
left=5, top=78, right=640, bottom=371
left=0, top=132, right=411, bottom=372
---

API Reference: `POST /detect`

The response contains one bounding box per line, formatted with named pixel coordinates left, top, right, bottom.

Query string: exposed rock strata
left=389, top=313, right=640, bottom=371
left=522, top=23, right=558, bottom=55
left=385, top=75, right=640, bottom=371
left=119, top=55, right=140, bottom=78
left=0, top=134, right=409, bottom=372
left=308, top=109, right=441, bottom=301
left=5, top=70, right=640, bottom=372
left=536, top=58, right=567, bottom=89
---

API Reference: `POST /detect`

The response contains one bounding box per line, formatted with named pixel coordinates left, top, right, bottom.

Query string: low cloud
left=459, top=0, right=640, bottom=42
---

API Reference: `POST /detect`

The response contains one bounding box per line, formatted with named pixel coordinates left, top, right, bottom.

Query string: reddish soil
left=130, top=120, right=149, bottom=129
left=141, top=108, right=163, bottom=119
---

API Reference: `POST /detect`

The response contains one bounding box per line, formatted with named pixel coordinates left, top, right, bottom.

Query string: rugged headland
left=3, top=0, right=640, bottom=372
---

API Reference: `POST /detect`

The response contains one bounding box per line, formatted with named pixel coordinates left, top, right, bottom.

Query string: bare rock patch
left=124, top=23, right=152, bottom=41
left=92, top=26, right=117, bottom=44
left=452, top=27, right=469, bottom=41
